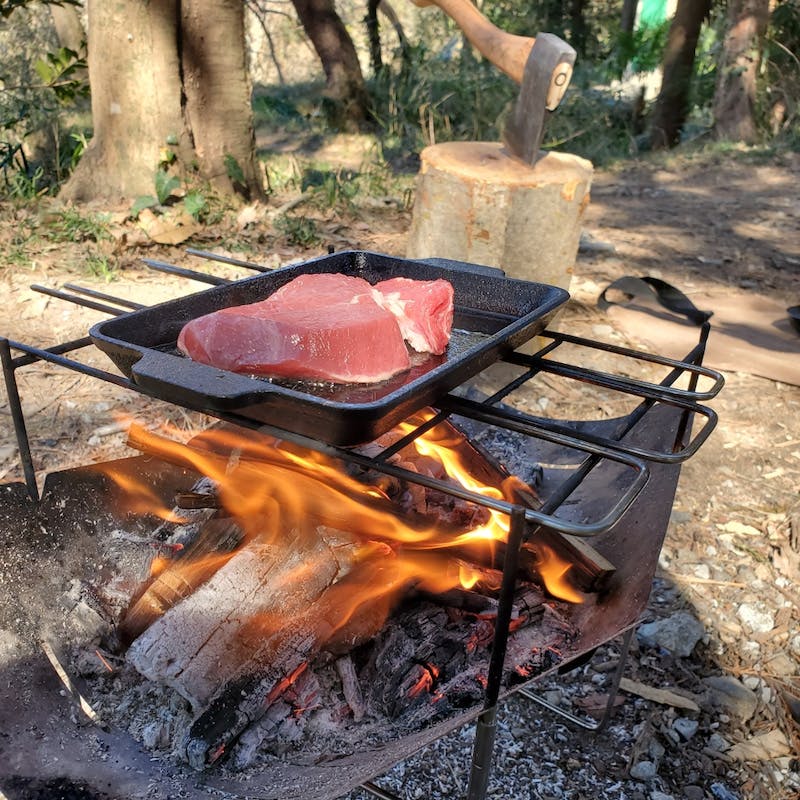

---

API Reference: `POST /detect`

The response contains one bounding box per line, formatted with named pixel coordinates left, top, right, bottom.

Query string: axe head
left=503, top=33, right=576, bottom=165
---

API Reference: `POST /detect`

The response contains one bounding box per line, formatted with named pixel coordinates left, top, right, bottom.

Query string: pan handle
left=130, top=349, right=262, bottom=408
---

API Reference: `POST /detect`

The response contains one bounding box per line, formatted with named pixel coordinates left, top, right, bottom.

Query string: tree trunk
left=713, top=0, right=770, bottom=143
left=60, top=0, right=263, bottom=204
left=291, top=0, right=370, bottom=130
left=180, top=0, right=263, bottom=197
left=366, top=0, right=382, bottom=72
left=621, top=0, right=638, bottom=35
left=49, top=3, right=85, bottom=55
left=648, top=0, right=711, bottom=149
left=569, top=0, right=587, bottom=56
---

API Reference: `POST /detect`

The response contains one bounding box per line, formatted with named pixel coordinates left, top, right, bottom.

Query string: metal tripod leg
left=517, top=625, right=635, bottom=732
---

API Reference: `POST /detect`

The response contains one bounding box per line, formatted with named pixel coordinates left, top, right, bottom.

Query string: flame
left=459, top=563, right=481, bottom=590
left=530, top=543, right=584, bottom=604
left=104, top=410, right=584, bottom=641
left=407, top=663, right=439, bottom=699
left=267, top=662, right=308, bottom=705
left=101, top=459, right=186, bottom=524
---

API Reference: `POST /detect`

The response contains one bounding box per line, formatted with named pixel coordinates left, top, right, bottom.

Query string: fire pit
left=0, top=251, right=723, bottom=800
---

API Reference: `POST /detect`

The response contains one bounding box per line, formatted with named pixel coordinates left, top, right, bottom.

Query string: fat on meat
left=373, top=277, right=454, bottom=355
left=177, top=274, right=411, bottom=384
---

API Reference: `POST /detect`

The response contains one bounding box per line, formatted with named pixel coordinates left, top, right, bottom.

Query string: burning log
left=109, top=412, right=588, bottom=770
left=126, top=525, right=364, bottom=709
left=179, top=570, right=563, bottom=771
left=183, top=556, right=412, bottom=769
left=119, top=514, right=243, bottom=644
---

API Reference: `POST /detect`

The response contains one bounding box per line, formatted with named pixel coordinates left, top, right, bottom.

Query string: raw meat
left=177, top=274, right=411, bottom=384
left=373, top=277, right=454, bottom=355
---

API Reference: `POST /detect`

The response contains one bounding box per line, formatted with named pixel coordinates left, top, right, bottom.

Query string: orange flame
left=530, top=543, right=584, bottom=604
left=104, top=411, right=583, bottom=639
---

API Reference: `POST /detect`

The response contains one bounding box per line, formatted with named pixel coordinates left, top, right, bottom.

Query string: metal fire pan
left=89, top=250, right=568, bottom=446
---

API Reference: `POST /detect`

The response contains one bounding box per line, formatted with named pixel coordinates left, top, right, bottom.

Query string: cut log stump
left=406, top=142, right=593, bottom=292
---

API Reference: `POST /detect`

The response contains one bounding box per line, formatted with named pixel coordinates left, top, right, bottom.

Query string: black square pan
left=90, top=250, right=568, bottom=446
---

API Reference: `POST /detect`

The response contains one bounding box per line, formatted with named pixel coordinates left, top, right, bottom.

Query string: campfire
left=87, top=410, right=586, bottom=772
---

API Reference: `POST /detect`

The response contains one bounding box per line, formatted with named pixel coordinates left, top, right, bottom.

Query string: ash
left=78, top=590, right=577, bottom=777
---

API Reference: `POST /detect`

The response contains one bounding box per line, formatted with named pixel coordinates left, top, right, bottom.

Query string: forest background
left=0, top=0, right=797, bottom=236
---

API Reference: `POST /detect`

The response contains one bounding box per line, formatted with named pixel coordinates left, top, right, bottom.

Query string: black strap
left=598, top=276, right=713, bottom=326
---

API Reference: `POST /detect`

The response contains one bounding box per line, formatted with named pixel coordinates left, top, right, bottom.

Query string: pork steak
left=373, top=277, right=454, bottom=355
left=177, top=274, right=411, bottom=384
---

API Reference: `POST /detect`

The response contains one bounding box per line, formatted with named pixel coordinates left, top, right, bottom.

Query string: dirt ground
left=0, top=145, right=798, bottom=800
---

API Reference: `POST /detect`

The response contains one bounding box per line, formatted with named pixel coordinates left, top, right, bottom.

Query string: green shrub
left=274, top=213, right=320, bottom=247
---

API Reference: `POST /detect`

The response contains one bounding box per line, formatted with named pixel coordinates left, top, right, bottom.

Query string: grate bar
left=30, top=285, right=130, bottom=317
left=141, top=258, right=230, bottom=286
left=63, top=283, right=146, bottom=311
left=0, top=338, right=39, bottom=501
left=441, top=393, right=717, bottom=464
left=512, top=330, right=724, bottom=400
left=185, top=247, right=274, bottom=272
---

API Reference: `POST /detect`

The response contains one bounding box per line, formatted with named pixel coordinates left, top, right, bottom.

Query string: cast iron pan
left=90, top=251, right=568, bottom=445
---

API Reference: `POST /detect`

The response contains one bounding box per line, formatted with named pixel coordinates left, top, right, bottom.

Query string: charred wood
left=335, top=655, right=365, bottom=722
left=183, top=557, right=410, bottom=769
left=174, top=490, right=220, bottom=510
left=126, top=526, right=362, bottom=709
left=119, top=515, right=243, bottom=645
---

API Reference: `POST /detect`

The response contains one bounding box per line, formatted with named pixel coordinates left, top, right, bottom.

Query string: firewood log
left=126, top=526, right=362, bottom=709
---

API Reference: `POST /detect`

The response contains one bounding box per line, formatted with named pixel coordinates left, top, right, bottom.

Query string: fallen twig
left=41, top=639, right=107, bottom=729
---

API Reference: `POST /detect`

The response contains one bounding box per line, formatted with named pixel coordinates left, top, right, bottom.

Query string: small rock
left=141, top=719, right=170, bottom=750
left=650, top=792, right=674, bottom=800
left=708, top=733, right=731, bottom=752
left=684, top=787, right=705, bottom=800
left=736, top=602, right=774, bottom=633
left=673, top=717, right=699, bottom=741
left=637, top=611, right=705, bottom=658
left=702, top=676, right=759, bottom=722
left=766, top=651, right=797, bottom=676
left=692, top=563, right=711, bottom=580
left=649, top=739, right=666, bottom=763
left=592, top=323, right=615, bottom=338
left=740, top=640, right=760, bottom=661
left=0, top=628, right=24, bottom=668
left=543, top=689, right=562, bottom=706
left=710, top=782, right=739, bottom=800
left=630, top=760, right=658, bottom=781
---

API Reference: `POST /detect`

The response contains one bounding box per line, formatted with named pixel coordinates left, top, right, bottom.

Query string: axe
left=412, top=0, right=576, bottom=164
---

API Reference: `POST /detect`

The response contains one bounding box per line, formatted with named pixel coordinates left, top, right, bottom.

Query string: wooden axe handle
left=412, top=0, right=534, bottom=84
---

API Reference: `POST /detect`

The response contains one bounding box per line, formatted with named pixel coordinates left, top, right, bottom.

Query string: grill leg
left=466, top=507, right=527, bottom=800
left=517, top=624, right=635, bottom=732
left=0, top=337, right=39, bottom=501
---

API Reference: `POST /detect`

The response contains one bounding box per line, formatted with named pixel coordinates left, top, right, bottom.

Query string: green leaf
left=131, top=195, right=158, bottom=218
left=184, top=190, right=207, bottom=220
left=154, top=170, right=180, bottom=204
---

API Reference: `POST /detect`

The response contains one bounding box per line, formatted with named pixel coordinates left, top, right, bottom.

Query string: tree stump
left=406, top=142, right=593, bottom=292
